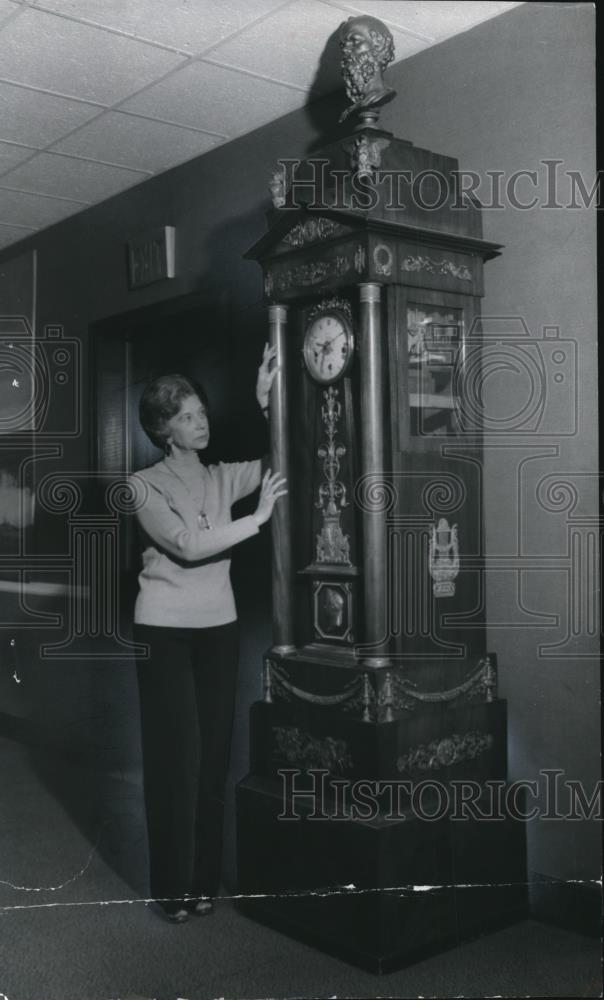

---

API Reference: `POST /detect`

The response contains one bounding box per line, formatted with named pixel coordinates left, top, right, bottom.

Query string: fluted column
left=268, top=303, right=295, bottom=653
left=358, top=283, right=390, bottom=666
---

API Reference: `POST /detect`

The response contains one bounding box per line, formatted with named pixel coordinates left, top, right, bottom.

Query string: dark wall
left=0, top=63, right=346, bottom=895
left=0, top=3, right=598, bottom=888
left=378, top=1, right=598, bottom=886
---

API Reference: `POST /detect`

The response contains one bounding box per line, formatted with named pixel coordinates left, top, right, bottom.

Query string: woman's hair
left=139, top=373, right=210, bottom=449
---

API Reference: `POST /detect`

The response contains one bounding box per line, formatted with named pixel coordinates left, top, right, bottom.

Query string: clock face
left=303, top=311, right=354, bottom=384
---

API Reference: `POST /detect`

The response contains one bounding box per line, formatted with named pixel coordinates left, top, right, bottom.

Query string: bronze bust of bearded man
left=339, top=14, right=396, bottom=123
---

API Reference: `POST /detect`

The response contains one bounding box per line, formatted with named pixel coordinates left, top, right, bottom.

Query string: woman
left=129, top=345, right=285, bottom=923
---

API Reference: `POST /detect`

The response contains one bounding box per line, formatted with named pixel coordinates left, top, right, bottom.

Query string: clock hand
left=317, top=333, right=343, bottom=360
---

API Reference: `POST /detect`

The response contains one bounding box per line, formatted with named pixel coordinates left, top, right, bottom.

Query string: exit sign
left=127, top=226, right=175, bottom=289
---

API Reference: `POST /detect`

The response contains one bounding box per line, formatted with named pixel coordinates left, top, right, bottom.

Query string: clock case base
left=236, top=773, right=528, bottom=974
left=236, top=647, right=527, bottom=972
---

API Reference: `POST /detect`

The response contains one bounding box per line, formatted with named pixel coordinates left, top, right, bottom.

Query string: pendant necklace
left=164, top=457, right=213, bottom=530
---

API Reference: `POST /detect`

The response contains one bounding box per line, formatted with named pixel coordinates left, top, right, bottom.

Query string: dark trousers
left=134, top=621, right=239, bottom=902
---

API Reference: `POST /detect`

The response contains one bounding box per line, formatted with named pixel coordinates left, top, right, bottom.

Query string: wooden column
left=358, top=283, right=390, bottom=666
left=268, top=303, right=295, bottom=653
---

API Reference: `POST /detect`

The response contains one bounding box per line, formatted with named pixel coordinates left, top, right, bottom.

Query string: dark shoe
left=187, top=896, right=214, bottom=916
left=151, top=899, right=189, bottom=923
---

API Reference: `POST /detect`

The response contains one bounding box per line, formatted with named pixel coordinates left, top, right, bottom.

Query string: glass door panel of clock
left=407, top=304, right=463, bottom=437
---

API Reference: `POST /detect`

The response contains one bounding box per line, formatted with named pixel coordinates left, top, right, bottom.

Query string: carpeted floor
left=0, top=736, right=601, bottom=1000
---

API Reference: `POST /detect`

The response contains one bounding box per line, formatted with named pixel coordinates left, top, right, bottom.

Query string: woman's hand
left=253, top=469, right=288, bottom=526
left=256, top=343, right=280, bottom=413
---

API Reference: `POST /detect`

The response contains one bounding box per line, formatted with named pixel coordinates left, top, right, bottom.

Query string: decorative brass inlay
left=269, top=166, right=287, bottom=208
left=380, top=658, right=498, bottom=713
left=308, top=296, right=352, bottom=324
left=396, top=731, right=494, bottom=773
left=361, top=672, right=374, bottom=723
left=376, top=672, right=392, bottom=722
left=263, top=658, right=496, bottom=720
left=313, top=581, right=354, bottom=643
left=429, top=517, right=460, bottom=598
left=483, top=654, right=497, bottom=702
left=354, top=245, right=366, bottom=272
left=344, top=134, right=390, bottom=178
left=320, top=585, right=345, bottom=629
left=262, top=659, right=272, bottom=703
left=267, top=659, right=364, bottom=709
left=401, top=255, right=472, bottom=281
left=373, top=243, right=393, bottom=276
left=265, top=255, right=351, bottom=295
left=273, top=725, right=353, bottom=773
left=315, top=386, right=351, bottom=565
left=282, top=218, right=344, bottom=248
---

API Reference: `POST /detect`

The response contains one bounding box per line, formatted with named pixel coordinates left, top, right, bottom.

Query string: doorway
left=90, top=292, right=268, bottom=613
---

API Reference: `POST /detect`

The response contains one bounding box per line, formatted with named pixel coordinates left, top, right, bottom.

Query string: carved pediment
left=245, top=208, right=366, bottom=262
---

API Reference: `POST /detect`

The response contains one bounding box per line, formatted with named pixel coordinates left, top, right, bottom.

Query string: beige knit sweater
left=129, top=457, right=262, bottom=628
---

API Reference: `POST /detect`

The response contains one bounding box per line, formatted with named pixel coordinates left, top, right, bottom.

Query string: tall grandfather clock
left=237, top=15, right=527, bottom=972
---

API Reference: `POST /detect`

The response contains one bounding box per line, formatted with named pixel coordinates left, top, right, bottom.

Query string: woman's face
left=165, top=394, right=209, bottom=452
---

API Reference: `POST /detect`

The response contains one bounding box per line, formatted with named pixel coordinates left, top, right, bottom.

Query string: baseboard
left=0, top=712, right=140, bottom=779
left=529, top=870, right=602, bottom=938
left=0, top=711, right=94, bottom=767
left=0, top=711, right=41, bottom=746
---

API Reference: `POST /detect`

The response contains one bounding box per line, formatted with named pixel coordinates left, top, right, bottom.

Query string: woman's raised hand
left=256, top=343, right=279, bottom=411
left=253, top=469, right=288, bottom=526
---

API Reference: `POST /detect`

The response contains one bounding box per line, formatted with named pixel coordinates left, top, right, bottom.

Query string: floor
left=0, top=736, right=601, bottom=1000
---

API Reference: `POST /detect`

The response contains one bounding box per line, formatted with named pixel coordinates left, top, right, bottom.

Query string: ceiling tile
left=211, top=0, right=427, bottom=94
left=120, top=61, right=305, bottom=136
left=1, top=152, right=150, bottom=202
left=0, top=222, right=36, bottom=248
left=0, top=187, right=85, bottom=228
left=49, top=111, right=222, bottom=172
left=0, top=7, right=186, bottom=104
left=0, top=81, right=102, bottom=146
left=326, top=1, right=522, bottom=42
left=27, top=0, right=288, bottom=54
left=0, top=141, right=36, bottom=175
left=0, top=0, right=21, bottom=23
left=0, top=0, right=527, bottom=257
